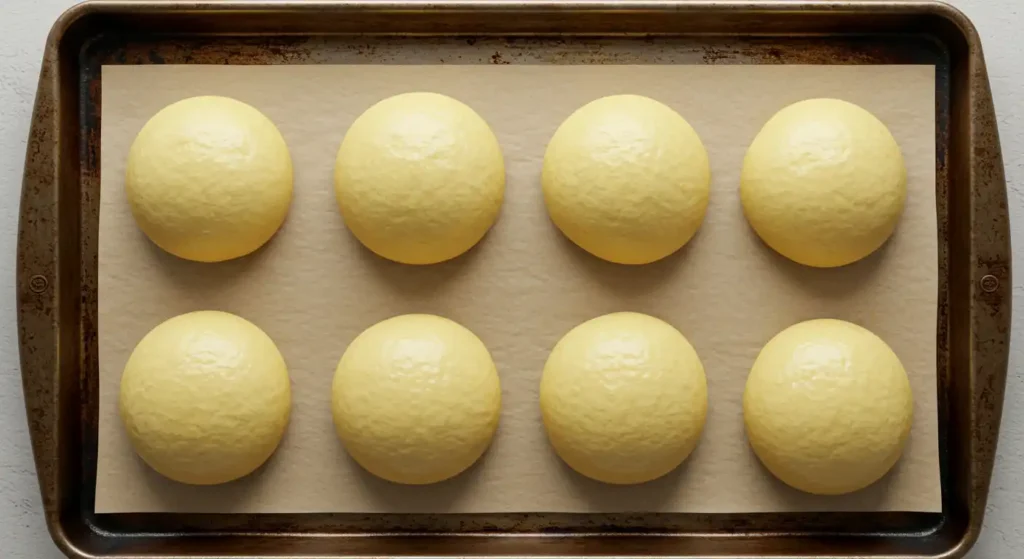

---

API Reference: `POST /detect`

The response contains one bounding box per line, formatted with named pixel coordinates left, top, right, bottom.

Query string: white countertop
left=0, top=1, right=1020, bottom=557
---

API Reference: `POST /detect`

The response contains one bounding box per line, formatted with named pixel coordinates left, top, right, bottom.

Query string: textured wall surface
left=0, top=1, right=1020, bottom=557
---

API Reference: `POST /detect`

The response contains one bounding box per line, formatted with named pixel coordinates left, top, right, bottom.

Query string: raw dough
left=332, top=314, right=502, bottom=484
left=119, top=311, right=291, bottom=485
left=542, top=94, right=710, bottom=265
left=743, top=318, right=913, bottom=495
left=126, top=96, right=293, bottom=263
left=740, top=98, right=906, bottom=268
left=334, top=92, right=505, bottom=265
left=539, top=312, right=707, bottom=484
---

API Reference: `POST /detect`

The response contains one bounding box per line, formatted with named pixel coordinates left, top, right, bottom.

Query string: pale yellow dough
left=542, top=95, right=711, bottom=265
left=741, top=98, right=907, bottom=268
left=334, top=92, right=506, bottom=265
left=540, top=312, right=707, bottom=484
left=119, top=311, right=291, bottom=485
left=126, top=96, right=293, bottom=263
left=332, top=314, right=502, bottom=484
left=743, top=319, right=913, bottom=495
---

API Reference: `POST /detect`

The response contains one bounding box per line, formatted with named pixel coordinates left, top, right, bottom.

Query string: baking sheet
left=96, top=62, right=939, bottom=514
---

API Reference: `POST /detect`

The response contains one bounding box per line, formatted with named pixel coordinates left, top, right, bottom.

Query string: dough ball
left=743, top=319, right=913, bottom=495
left=119, top=311, right=291, bottom=485
left=542, top=95, right=711, bottom=265
left=126, top=96, right=293, bottom=263
left=332, top=314, right=502, bottom=484
left=334, top=92, right=505, bottom=265
left=540, top=312, right=707, bottom=484
left=740, top=98, right=906, bottom=268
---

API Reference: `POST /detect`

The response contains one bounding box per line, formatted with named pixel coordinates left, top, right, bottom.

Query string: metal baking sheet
left=16, top=1, right=1009, bottom=558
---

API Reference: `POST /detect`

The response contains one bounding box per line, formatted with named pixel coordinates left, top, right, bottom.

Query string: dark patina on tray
left=17, top=1, right=1010, bottom=558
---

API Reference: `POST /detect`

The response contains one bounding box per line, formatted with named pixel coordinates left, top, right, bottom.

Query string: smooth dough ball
left=743, top=319, right=913, bottom=495
left=126, top=96, right=293, bottom=263
left=332, top=314, right=502, bottom=484
left=119, top=311, right=291, bottom=485
left=740, top=98, right=907, bottom=268
left=540, top=312, right=707, bottom=484
left=334, top=92, right=505, bottom=265
left=542, top=95, right=711, bottom=265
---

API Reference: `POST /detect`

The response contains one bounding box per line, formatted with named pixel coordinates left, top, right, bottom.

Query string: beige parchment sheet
left=96, top=63, right=939, bottom=514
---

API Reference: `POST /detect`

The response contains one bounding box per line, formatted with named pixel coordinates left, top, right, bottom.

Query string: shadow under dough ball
left=333, top=92, right=506, bottom=265
left=119, top=310, right=292, bottom=485
left=743, top=318, right=914, bottom=495
left=331, top=314, right=502, bottom=484
left=540, top=312, right=708, bottom=484
left=125, top=95, right=294, bottom=263
left=542, top=94, right=711, bottom=265
left=740, top=98, right=907, bottom=268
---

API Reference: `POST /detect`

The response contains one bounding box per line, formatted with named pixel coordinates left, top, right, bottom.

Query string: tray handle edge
left=17, top=24, right=68, bottom=553
left=960, top=32, right=1012, bottom=558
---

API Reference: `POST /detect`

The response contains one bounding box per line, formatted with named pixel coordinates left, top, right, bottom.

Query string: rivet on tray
left=29, top=275, right=48, bottom=294
left=980, top=274, right=1000, bottom=293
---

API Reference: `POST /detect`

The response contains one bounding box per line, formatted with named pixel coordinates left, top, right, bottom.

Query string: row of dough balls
left=119, top=310, right=913, bottom=496
left=126, top=93, right=906, bottom=268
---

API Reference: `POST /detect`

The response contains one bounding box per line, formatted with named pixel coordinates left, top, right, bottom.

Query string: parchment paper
left=96, top=63, right=939, bottom=514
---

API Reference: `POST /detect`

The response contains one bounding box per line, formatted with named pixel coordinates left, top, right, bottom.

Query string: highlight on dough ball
left=540, top=312, right=708, bottom=484
left=119, top=310, right=292, bottom=485
left=125, top=96, right=294, bottom=263
left=334, top=92, right=506, bottom=265
left=331, top=314, right=502, bottom=484
left=743, top=318, right=913, bottom=495
left=740, top=98, right=907, bottom=268
left=542, top=94, right=711, bottom=265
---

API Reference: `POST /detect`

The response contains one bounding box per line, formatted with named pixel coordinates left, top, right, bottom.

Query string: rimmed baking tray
left=16, top=1, right=1010, bottom=557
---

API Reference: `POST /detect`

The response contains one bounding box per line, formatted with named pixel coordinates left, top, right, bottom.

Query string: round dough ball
left=126, top=96, right=293, bottom=263
left=743, top=319, right=913, bottom=495
left=119, top=311, right=291, bottom=485
left=740, top=98, right=907, bottom=268
left=334, top=92, right=505, bottom=265
left=332, top=314, right=502, bottom=484
left=542, top=95, right=711, bottom=265
left=540, top=312, right=707, bottom=484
